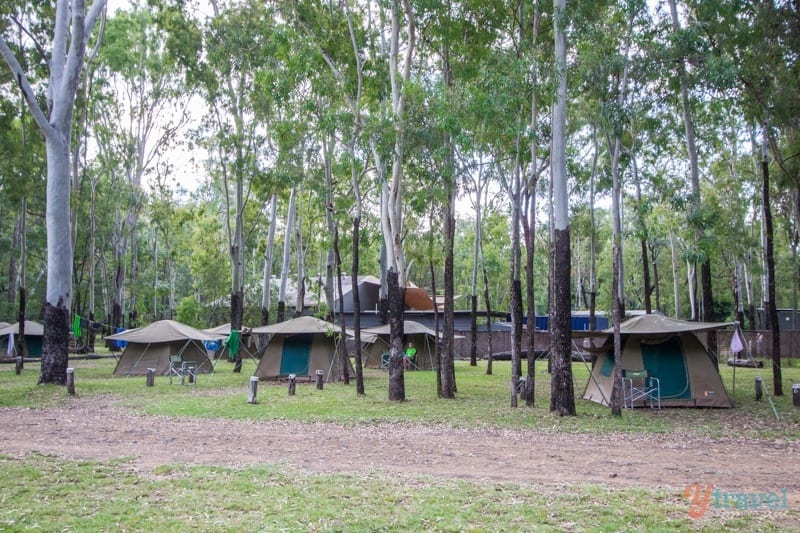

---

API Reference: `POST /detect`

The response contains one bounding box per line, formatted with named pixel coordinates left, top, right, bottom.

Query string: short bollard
left=793, top=384, right=800, bottom=407
left=288, top=373, right=296, bottom=396
left=146, top=368, right=156, bottom=387
left=315, top=369, right=324, bottom=390
left=755, top=376, right=763, bottom=401
left=66, top=368, right=75, bottom=396
left=248, top=376, right=259, bottom=404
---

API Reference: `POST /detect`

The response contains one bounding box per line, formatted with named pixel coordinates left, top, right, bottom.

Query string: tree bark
left=261, top=194, right=278, bottom=326
left=549, top=0, right=575, bottom=416
left=762, top=145, right=782, bottom=395
left=278, top=187, right=297, bottom=323
left=387, top=268, right=405, bottom=401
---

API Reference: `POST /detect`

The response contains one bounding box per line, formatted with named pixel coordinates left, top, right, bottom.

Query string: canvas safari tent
left=251, top=316, right=353, bottom=382
left=0, top=321, right=44, bottom=357
left=361, top=320, right=445, bottom=370
left=583, top=314, right=733, bottom=408
left=107, top=320, right=223, bottom=376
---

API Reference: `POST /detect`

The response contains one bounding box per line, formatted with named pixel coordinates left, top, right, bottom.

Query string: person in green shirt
left=404, top=341, right=417, bottom=370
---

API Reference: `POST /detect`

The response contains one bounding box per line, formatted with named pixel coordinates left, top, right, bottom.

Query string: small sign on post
left=146, top=368, right=156, bottom=387
left=288, top=373, right=296, bottom=396
left=66, top=368, right=75, bottom=396
left=248, top=376, right=259, bottom=404
left=315, top=369, right=324, bottom=390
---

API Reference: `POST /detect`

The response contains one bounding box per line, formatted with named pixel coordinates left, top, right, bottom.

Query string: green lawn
left=1, top=355, right=798, bottom=532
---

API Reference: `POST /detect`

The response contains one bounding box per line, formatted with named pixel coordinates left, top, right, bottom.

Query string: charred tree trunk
left=701, top=261, right=717, bottom=369
left=441, top=192, right=456, bottom=399
left=762, top=148, right=782, bottom=395
left=39, top=303, right=70, bottom=385
left=333, top=224, right=350, bottom=386
left=231, top=290, right=243, bottom=373
left=550, top=228, right=575, bottom=415
left=387, top=268, right=405, bottom=401
left=641, top=238, right=652, bottom=314
left=430, top=257, right=442, bottom=396
left=469, top=294, right=478, bottom=366
left=352, top=215, right=364, bottom=395
left=483, top=263, right=494, bottom=376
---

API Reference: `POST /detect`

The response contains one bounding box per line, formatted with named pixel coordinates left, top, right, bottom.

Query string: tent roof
left=361, top=320, right=464, bottom=339
left=363, top=320, right=438, bottom=337
left=0, top=320, right=44, bottom=336
left=601, top=314, right=732, bottom=335
left=250, top=315, right=347, bottom=335
left=106, top=320, right=224, bottom=343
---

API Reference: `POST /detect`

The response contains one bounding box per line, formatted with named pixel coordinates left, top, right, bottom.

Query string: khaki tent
left=583, top=315, right=733, bottom=408
left=361, top=320, right=448, bottom=370
left=107, top=320, right=223, bottom=376
left=0, top=321, right=44, bottom=357
left=251, top=316, right=353, bottom=382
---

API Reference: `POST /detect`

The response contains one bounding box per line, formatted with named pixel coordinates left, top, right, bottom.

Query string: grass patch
left=0, top=454, right=795, bottom=532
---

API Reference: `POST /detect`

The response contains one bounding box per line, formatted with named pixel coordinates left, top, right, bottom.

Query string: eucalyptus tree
left=1, top=91, right=46, bottom=356
left=0, top=1, right=49, bottom=352
left=192, top=1, right=284, bottom=358
left=663, top=0, right=721, bottom=369
left=286, top=0, right=373, bottom=393
left=549, top=0, right=575, bottom=416
left=381, top=0, right=416, bottom=401
left=91, top=4, right=191, bottom=331
left=1, top=0, right=107, bottom=383
left=687, top=0, right=800, bottom=395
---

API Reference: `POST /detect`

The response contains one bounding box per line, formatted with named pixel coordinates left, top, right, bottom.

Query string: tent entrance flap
left=280, top=333, right=312, bottom=376
left=641, top=336, right=690, bottom=400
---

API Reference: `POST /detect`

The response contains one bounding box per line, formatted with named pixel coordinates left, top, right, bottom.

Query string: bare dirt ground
left=1, top=396, right=799, bottom=510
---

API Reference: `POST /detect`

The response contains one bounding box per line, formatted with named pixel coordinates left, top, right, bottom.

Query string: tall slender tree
left=1, top=0, right=108, bottom=384
left=549, top=0, right=575, bottom=415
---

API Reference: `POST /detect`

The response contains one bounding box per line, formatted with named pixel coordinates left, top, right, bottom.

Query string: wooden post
left=755, top=376, right=763, bottom=401
left=248, top=376, right=259, bottom=404
left=66, top=368, right=75, bottom=396
left=146, top=368, right=155, bottom=387
left=288, top=373, right=296, bottom=396
left=793, top=384, right=800, bottom=407
left=15, top=356, right=23, bottom=375
left=315, top=369, right=324, bottom=390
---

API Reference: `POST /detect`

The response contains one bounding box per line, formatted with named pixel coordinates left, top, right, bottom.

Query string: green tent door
left=280, top=333, right=312, bottom=376
left=641, top=336, right=691, bottom=400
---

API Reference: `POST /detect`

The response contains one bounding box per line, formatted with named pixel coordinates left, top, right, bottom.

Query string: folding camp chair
left=167, top=354, right=197, bottom=385
left=622, top=369, right=661, bottom=409
left=168, top=354, right=184, bottom=384
left=180, top=361, right=198, bottom=386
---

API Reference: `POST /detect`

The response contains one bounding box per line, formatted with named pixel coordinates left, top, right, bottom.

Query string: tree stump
left=288, top=374, right=296, bottom=396
left=248, top=376, right=259, bottom=404
left=793, top=384, right=800, bottom=407
left=66, top=368, right=75, bottom=396
left=15, top=356, right=23, bottom=375
left=755, top=376, right=763, bottom=401
left=316, top=369, right=324, bottom=390
left=146, top=368, right=155, bottom=387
